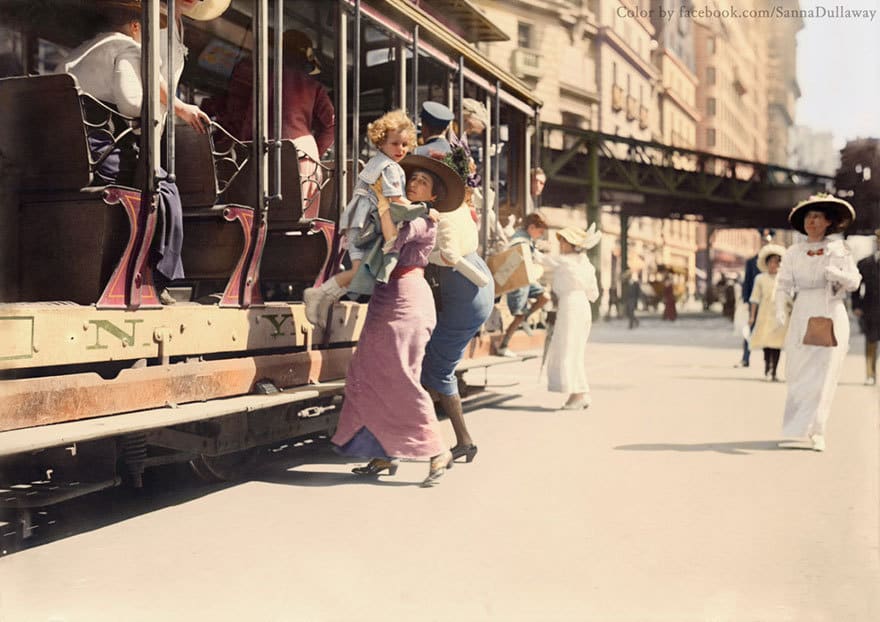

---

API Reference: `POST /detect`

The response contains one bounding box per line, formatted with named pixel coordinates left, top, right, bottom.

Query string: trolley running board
left=0, top=477, right=122, bottom=509
left=456, top=351, right=540, bottom=373
left=0, top=381, right=346, bottom=457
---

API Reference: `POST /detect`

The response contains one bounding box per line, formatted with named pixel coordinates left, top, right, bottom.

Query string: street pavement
left=0, top=316, right=877, bottom=622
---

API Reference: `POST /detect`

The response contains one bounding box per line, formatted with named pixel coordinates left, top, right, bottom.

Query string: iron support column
left=587, top=138, right=601, bottom=319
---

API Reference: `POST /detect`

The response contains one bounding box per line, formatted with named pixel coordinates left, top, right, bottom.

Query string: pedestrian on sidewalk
left=662, top=274, right=677, bottom=321
left=736, top=229, right=775, bottom=368
left=851, top=229, right=880, bottom=385
left=623, top=270, right=641, bottom=329
left=776, top=195, right=861, bottom=451
left=748, top=244, right=788, bottom=381
left=539, top=225, right=601, bottom=410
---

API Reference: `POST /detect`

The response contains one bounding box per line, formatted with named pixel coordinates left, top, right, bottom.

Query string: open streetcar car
left=0, top=0, right=541, bottom=551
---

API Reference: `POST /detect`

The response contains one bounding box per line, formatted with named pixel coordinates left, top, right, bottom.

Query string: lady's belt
left=390, top=265, right=424, bottom=279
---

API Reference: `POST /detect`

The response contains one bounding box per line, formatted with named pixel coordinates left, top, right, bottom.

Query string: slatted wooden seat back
left=171, top=122, right=250, bottom=211
left=222, top=139, right=300, bottom=226
left=0, top=74, right=92, bottom=192
left=171, top=124, right=218, bottom=209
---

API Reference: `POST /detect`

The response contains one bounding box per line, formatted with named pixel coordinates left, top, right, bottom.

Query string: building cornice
left=599, top=26, right=659, bottom=80
left=661, top=48, right=698, bottom=85
left=661, top=89, right=700, bottom=123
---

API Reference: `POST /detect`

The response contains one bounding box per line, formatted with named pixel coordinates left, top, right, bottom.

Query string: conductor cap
left=420, top=101, right=454, bottom=128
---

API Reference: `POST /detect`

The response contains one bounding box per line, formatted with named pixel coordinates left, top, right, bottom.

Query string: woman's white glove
left=823, top=265, right=846, bottom=283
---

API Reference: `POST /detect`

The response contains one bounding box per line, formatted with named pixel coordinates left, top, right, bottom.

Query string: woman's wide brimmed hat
left=787, top=193, right=855, bottom=235
left=399, top=154, right=465, bottom=213
left=181, top=0, right=231, bottom=21
left=556, top=223, right=602, bottom=250
left=757, top=243, right=786, bottom=272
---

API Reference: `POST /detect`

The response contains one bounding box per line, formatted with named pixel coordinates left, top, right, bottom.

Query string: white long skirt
left=546, top=291, right=591, bottom=394
left=781, top=288, right=850, bottom=437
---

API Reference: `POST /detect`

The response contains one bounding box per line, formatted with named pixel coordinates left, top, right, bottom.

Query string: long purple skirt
left=331, top=271, right=444, bottom=460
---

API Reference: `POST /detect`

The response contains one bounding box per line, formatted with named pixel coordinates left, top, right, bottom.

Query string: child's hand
left=428, top=208, right=440, bottom=223
left=372, top=179, right=391, bottom=215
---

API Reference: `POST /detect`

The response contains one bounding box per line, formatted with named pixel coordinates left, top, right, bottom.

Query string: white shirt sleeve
left=112, top=44, right=143, bottom=117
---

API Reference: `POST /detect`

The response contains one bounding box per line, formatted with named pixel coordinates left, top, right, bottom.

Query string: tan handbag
left=803, top=316, right=837, bottom=347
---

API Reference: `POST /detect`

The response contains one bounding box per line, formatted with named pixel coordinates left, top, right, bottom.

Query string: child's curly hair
left=366, top=109, right=417, bottom=150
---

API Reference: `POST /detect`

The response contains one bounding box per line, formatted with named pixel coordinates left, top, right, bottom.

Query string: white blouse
left=61, top=32, right=143, bottom=118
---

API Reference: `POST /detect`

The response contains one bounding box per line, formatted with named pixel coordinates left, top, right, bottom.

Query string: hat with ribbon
left=757, top=243, right=786, bottom=272
left=462, top=98, right=489, bottom=126
left=400, top=154, right=465, bottom=213
left=180, top=0, right=231, bottom=21
left=556, top=223, right=602, bottom=251
left=788, top=193, right=855, bottom=235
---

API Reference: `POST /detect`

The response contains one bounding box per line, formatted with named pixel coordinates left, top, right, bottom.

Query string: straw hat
left=399, top=154, right=465, bottom=213
left=462, top=98, right=489, bottom=127
left=757, top=243, right=786, bottom=272
left=787, top=193, right=855, bottom=235
left=181, top=0, right=231, bottom=21
left=556, top=223, right=602, bottom=251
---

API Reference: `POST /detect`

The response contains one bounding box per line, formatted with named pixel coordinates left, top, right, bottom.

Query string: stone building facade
left=467, top=0, right=801, bottom=310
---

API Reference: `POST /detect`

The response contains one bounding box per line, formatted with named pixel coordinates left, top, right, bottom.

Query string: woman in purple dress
left=331, top=155, right=464, bottom=487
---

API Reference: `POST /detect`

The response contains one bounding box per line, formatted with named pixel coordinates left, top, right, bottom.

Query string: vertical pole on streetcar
left=411, top=25, right=419, bottom=124
left=533, top=107, right=541, bottom=210
left=480, top=93, right=491, bottom=258
left=252, top=0, right=269, bottom=217
left=335, top=0, right=348, bottom=209
left=493, top=81, right=500, bottom=250
left=271, top=0, right=283, bottom=203
left=352, top=0, right=361, bottom=175
left=140, top=0, right=160, bottom=196
left=165, top=0, right=176, bottom=183
left=457, top=56, right=464, bottom=141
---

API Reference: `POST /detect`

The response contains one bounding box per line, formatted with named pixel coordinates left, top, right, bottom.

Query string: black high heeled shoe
left=420, top=450, right=453, bottom=487
left=352, top=458, right=399, bottom=476
left=450, top=444, right=478, bottom=463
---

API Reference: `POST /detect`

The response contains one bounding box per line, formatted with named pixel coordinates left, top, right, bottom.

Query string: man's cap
left=420, top=101, right=454, bottom=127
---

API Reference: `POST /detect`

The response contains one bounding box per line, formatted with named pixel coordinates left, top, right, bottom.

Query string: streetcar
left=0, top=0, right=542, bottom=548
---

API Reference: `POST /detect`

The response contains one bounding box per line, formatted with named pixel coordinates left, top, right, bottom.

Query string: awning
left=366, top=0, right=542, bottom=109
left=414, top=0, right=509, bottom=43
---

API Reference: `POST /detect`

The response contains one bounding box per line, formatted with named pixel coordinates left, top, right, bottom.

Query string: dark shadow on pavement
left=615, top=440, right=808, bottom=455
left=677, top=375, right=785, bottom=384
left=253, top=442, right=424, bottom=488
left=2, top=462, right=235, bottom=556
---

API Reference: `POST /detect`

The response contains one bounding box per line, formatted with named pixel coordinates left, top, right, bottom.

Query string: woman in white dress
left=541, top=225, right=601, bottom=410
left=775, top=195, right=861, bottom=451
left=749, top=244, right=788, bottom=381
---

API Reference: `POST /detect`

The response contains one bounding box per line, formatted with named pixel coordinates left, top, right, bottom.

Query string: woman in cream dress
left=748, top=244, right=788, bottom=381
left=541, top=225, right=601, bottom=410
left=775, top=195, right=861, bottom=451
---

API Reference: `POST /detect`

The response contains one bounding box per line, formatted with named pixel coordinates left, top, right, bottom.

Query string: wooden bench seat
left=0, top=73, right=162, bottom=307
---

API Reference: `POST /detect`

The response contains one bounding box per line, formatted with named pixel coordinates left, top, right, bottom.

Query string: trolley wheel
left=189, top=448, right=260, bottom=483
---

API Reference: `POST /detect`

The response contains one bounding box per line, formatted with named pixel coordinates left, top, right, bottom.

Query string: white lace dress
left=775, top=239, right=861, bottom=437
